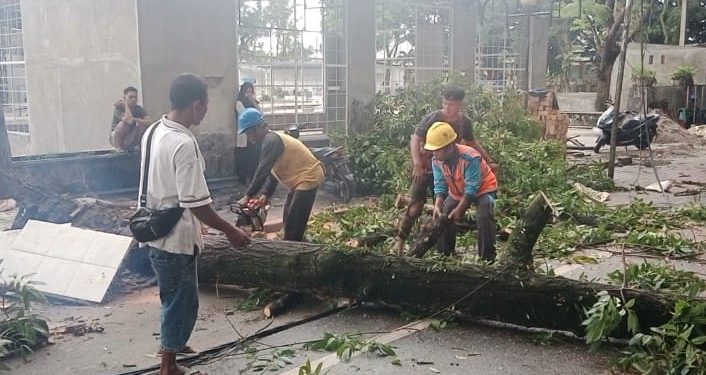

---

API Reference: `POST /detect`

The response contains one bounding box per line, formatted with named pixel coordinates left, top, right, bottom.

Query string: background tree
left=238, top=0, right=315, bottom=63
left=376, top=0, right=416, bottom=91
left=550, top=0, right=706, bottom=108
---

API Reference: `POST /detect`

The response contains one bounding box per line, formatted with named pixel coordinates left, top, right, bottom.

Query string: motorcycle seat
left=310, top=146, right=342, bottom=158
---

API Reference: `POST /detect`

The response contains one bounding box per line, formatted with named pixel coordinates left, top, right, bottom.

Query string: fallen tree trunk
left=197, top=193, right=676, bottom=338
left=198, top=236, right=676, bottom=338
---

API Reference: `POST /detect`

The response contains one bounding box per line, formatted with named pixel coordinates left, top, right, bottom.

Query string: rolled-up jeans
left=437, top=192, right=497, bottom=260
left=148, top=246, right=199, bottom=353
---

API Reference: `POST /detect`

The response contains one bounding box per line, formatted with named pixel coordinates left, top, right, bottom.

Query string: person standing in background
left=235, top=81, right=261, bottom=184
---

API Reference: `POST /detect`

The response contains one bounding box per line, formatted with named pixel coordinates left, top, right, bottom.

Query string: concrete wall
left=7, top=132, right=30, bottom=156
left=612, top=43, right=706, bottom=110
left=136, top=0, right=238, bottom=177
left=345, top=0, right=376, bottom=135
left=22, top=0, right=142, bottom=154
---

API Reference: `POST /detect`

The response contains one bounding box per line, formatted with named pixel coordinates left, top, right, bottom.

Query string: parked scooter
left=593, top=100, right=659, bottom=153
left=285, top=126, right=355, bottom=203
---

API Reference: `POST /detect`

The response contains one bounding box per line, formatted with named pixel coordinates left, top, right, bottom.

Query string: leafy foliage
left=304, top=332, right=395, bottom=362
left=617, top=300, right=706, bottom=375
left=307, top=204, right=396, bottom=251
left=678, top=205, right=706, bottom=222
left=298, top=359, right=326, bottom=375
left=236, top=289, right=273, bottom=312
left=582, top=291, right=639, bottom=351
left=671, top=65, right=697, bottom=81
left=607, top=262, right=706, bottom=298
left=244, top=348, right=296, bottom=373
left=0, top=269, right=49, bottom=369
left=317, top=78, right=705, bottom=263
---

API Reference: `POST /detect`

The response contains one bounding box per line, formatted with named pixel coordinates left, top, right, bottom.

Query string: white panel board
left=3, top=220, right=133, bottom=303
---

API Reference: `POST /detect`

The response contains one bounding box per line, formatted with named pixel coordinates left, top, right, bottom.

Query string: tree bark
left=501, top=192, right=552, bottom=268
left=595, top=6, right=625, bottom=110
left=197, top=236, right=676, bottom=338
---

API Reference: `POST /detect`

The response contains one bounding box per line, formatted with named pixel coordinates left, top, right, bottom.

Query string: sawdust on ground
left=654, top=114, right=693, bottom=144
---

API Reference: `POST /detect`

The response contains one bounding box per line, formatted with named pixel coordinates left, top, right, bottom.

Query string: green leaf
left=627, top=310, right=640, bottom=335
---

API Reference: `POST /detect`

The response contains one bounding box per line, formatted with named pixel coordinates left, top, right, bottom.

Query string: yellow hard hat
left=424, top=122, right=457, bottom=151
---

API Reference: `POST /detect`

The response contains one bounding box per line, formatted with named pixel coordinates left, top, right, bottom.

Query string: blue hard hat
left=238, top=108, right=264, bottom=134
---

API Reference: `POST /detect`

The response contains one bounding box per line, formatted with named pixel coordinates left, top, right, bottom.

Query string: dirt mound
left=688, top=125, right=706, bottom=138
left=654, top=114, right=692, bottom=144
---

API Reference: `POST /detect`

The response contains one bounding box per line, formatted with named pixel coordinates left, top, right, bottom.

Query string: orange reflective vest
left=431, top=144, right=497, bottom=201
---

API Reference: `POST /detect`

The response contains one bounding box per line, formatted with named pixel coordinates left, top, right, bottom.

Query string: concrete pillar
left=136, top=0, right=238, bottom=177
left=344, top=0, right=376, bottom=135
left=22, top=0, right=142, bottom=154
left=0, top=108, right=9, bottom=169
left=0, top=109, right=8, bottom=198
left=529, top=14, right=550, bottom=90
left=451, top=0, right=477, bottom=80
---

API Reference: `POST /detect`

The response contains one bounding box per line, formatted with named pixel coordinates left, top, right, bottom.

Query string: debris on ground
left=645, top=180, right=673, bottom=193
left=0, top=198, right=16, bottom=212
left=51, top=317, right=105, bottom=338
left=4, top=220, right=133, bottom=303
left=654, top=114, right=693, bottom=144
left=574, top=182, right=610, bottom=203
left=687, top=124, right=706, bottom=138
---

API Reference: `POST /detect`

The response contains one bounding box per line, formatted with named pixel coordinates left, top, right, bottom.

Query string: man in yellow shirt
left=238, top=108, right=324, bottom=241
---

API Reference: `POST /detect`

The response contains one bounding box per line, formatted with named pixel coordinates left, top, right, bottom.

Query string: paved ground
left=2, top=133, right=706, bottom=374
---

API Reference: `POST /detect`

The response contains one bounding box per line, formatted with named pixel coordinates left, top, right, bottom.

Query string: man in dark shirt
left=237, top=108, right=324, bottom=241
left=393, top=85, right=499, bottom=255
left=110, top=86, right=151, bottom=151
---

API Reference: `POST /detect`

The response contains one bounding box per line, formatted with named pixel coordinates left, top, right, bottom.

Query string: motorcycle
left=285, top=126, right=355, bottom=203
left=593, top=100, right=660, bottom=153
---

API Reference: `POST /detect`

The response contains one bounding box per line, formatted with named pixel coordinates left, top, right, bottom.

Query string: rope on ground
left=113, top=304, right=352, bottom=375
left=113, top=260, right=513, bottom=374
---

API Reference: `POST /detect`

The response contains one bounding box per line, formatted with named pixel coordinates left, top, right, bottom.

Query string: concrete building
left=611, top=43, right=706, bottom=111
left=2, top=0, right=548, bottom=179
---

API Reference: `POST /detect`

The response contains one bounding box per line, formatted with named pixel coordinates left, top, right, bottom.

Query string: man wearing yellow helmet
left=393, top=85, right=498, bottom=254
left=425, top=122, right=498, bottom=260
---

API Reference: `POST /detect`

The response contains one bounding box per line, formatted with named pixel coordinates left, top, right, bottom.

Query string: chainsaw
left=230, top=198, right=269, bottom=232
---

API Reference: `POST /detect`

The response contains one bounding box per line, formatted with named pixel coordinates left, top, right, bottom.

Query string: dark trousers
left=235, top=143, right=261, bottom=184
left=282, top=188, right=318, bottom=241
left=437, top=193, right=497, bottom=261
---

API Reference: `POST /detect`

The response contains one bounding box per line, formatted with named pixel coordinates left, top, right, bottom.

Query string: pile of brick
left=527, top=91, right=570, bottom=141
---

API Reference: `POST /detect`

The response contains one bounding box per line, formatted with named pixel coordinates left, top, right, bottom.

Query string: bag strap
left=139, top=122, right=160, bottom=207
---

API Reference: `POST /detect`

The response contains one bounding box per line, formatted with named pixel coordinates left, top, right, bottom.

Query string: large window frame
left=0, top=0, right=28, bottom=134
left=237, top=0, right=346, bottom=133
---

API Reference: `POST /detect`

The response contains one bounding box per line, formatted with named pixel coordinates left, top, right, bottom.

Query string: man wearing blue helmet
left=237, top=108, right=324, bottom=241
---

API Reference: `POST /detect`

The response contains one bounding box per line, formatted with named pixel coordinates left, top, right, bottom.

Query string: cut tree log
left=197, top=237, right=676, bottom=338
left=407, top=214, right=451, bottom=258
left=263, top=293, right=302, bottom=318
left=197, top=193, right=678, bottom=338
left=501, top=192, right=553, bottom=268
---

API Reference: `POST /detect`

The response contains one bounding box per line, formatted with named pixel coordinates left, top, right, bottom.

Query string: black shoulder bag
left=129, top=123, right=185, bottom=242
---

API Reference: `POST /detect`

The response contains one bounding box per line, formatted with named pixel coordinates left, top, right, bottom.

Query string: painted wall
left=22, top=0, right=142, bottom=154
left=136, top=0, right=238, bottom=176
left=612, top=43, right=706, bottom=109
